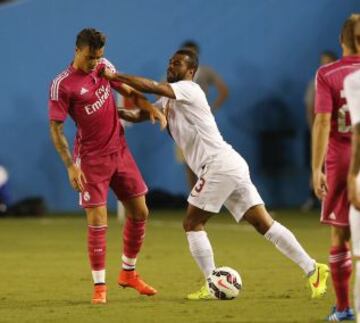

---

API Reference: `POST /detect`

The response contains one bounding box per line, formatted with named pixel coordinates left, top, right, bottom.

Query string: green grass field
left=0, top=210, right=340, bottom=322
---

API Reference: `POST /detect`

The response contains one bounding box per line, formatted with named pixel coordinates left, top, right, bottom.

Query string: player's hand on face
left=348, top=174, right=360, bottom=210
left=312, top=170, right=328, bottom=200
left=67, top=164, right=87, bottom=193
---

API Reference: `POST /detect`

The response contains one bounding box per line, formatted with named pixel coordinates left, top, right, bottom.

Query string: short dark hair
left=76, top=28, right=106, bottom=50
left=340, top=14, right=360, bottom=54
left=175, top=48, right=199, bottom=74
left=321, top=50, right=337, bottom=61
left=180, top=40, right=200, bottom=54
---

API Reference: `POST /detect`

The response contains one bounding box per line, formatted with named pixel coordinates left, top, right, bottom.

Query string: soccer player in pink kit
left=312, top=14, right=360, bottom=321
left=48, top=28, right=166, bottom=304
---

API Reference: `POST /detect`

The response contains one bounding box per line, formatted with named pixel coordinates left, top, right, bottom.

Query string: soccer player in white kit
left=102, top=49, right=329, bottom=300
left=344, top=21, right=360, bottom=320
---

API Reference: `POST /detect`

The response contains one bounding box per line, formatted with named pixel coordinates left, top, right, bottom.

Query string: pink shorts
left=321, top=142, right=350, bottom=227
left=77, top=145, right=148, bottom=208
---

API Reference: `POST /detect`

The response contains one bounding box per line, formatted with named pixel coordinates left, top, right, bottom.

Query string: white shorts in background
left=187, top=150, right=264, bottom=222
left=350, top=205, right=360, bottom=257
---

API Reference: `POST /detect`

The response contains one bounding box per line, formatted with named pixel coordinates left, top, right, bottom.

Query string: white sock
left=186, top=231, right=216, bottom=278
left=355, top=261, right=360, bottom=319
left=122, top=254, right=137, bottom=270
left=92, top=269, right=105, bottom=284
left=264, top=221, right=315, bottom=275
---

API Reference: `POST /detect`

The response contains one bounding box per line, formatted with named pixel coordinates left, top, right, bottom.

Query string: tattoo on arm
left=49, top=120, right=73, bottom=168
left=350, top=123, right=360, bottom=176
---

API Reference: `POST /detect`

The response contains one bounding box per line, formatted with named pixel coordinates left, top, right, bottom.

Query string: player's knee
left=86, top=207, right=107, bottom=226
left=331, top=226, right=351, bottom=246
left=129, top=205, right=149, bottom=221
left=183, top=216, right=203, bottom=232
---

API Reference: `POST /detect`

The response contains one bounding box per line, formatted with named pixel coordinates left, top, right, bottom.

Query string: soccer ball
left=207, top=266, right=242, bottom=300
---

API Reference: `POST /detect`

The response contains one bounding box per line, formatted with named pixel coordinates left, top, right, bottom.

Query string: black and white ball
left=207, top=266, right=242, bottom=300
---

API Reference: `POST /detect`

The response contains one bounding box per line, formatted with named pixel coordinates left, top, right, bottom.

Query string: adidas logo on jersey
left=329, top=212, right=336, bottom=220
left=80, top=87, right=89, bottom=95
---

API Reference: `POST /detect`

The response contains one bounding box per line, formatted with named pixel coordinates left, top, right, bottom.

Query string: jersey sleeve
left=169, top=81, right=194, bottom=103
left=315, top=69, right=333, bottom=113
left=344, top=71, right=360, bottom=125
left=48, top=80, right=69, bottom=122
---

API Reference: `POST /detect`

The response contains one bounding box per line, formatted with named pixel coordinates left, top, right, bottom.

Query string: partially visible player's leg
left=117, top=195, right=157, bottom=295
left=183, top=204, right=215, bottom=278
left=183, top=204, right=216, bottom=300
left=244, top=205, right=316, bottom=274
left=350, top=205, right=360, bottom=322
left=79, top=154, right=113, bottom=304
left=329, top=225, right=352, bottom=313
left=111, top=147, right=156, bottom=295
left=86, top=205, right=108, bottom=304
left=321, top=171, right=353, bottom=317
left=121, top=195, right=148, bottom=271
left=243, top=205, right=329, bottom=298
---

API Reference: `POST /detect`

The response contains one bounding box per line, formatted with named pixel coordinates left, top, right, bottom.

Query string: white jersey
left=155, top=80, right=232, bottom=175
left=344, top=69, right=360, bottom=125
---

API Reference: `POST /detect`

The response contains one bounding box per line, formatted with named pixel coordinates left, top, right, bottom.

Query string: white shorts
left=187, top=150, right=264, bottom=222
left=350, top=205, right=360, bottom=257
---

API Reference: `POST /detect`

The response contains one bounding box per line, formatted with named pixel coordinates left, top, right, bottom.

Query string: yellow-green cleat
left=308, top=263, right=329, bottom=299
left=186, top=284, right=215, bottom=300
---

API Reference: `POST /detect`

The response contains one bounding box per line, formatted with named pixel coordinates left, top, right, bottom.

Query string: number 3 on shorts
left=194, top=177, right=206, bottom=194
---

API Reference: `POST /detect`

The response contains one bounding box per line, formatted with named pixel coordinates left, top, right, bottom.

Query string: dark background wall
left=0, top=0, right=358, bottom=211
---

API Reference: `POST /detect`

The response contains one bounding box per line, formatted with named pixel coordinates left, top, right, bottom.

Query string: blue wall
left=0, top=0, right=359, bottom=211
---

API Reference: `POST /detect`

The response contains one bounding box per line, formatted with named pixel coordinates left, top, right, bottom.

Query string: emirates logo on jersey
left=84, top=85, right=111, bottom=115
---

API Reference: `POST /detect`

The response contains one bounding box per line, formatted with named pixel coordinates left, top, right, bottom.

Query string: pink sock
left=122, top=217, right=146, bottom=270
left=88, top=225, right=107, bottom=271
left=329, top=245, right=352, bottom=311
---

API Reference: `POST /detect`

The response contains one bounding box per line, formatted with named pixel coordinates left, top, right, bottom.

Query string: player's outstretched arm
left=49, top=120, right=86, bottom=192
left=311, top=113, right=331, bottom=199
left=102, top=68, right=176, bottom=99
left=107, top=80, right=166, bottom=130
left=348, top=123, right=360, bottom=209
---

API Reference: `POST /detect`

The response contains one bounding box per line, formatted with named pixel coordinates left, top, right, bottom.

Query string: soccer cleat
left=91, top=284, right=107, bottom=304
left=308, top=263, right=329, bottom=299
left=187, top=284, right=215, bottom=300
left=118, top=270, right=157, bottom=296
left=326, top=306, right=355, bottom=321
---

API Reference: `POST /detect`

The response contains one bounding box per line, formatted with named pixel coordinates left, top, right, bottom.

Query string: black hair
left=175, top=48, right=199, bottom=73
left=76, top=28, right=106, bottom=50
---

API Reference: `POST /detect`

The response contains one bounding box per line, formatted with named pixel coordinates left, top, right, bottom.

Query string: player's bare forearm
left=108, top=72, right=175, bottom=98
left=311, top=113, right=331, bottom=172
left=133, top=94, right=159, bottom=114
left=350, top=123, right=360, bottom=176
left=118, top=109, right=150, bottom=123
left=49, top=120, right=73, bottom=168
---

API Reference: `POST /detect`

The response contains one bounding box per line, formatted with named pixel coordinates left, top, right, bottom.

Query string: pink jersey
left=48, top=58, right=124, bottom=158
left=315, top=56, right=360, bottom=144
